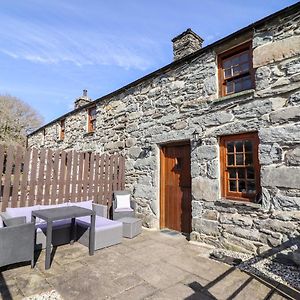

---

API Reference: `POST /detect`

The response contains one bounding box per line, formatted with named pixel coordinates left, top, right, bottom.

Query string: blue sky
left=0, top=0, right=298, bottom=124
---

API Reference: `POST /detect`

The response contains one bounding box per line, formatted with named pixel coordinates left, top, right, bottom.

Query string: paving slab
left=113, top=282, right=157, bottom=300
left=135, top=261, right=190, bottom=289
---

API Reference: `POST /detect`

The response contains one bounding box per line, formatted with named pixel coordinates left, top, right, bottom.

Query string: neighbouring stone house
left=28, top=3, right=300, bottom=254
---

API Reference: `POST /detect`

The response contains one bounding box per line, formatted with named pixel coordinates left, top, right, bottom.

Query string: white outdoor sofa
left=0, top=200, right=123, bottom=251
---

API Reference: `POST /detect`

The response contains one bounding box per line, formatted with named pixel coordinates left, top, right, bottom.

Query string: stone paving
left=0, top=230, right=291, bottom=300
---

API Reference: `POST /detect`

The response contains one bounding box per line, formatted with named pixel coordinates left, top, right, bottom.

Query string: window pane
left=243, top=77, right=252, bottom=90
left=245, top=153, right=253, bottom=165
left=223, top=59, right=232, bottom=68
left=232, top=56, right=239, bottom=65
left=247, top=167, right=255, bottom=179
left=226, top=81, right=234, bottom=94
left=232, top=65, right=241, bottom=76
left=239, top=180, right=246, bottom=193
left=235, top=141, right=243, bottom=152
left=240, top=52, right=249, bottom=62
left=237, top=169, right=245, bottom=179
left=224, top=68, right=232, bottom=78
left=229, top=180, right=237, bottom=192
left=227, top=142, right=234, bottom=153
left=235, top=80, right=243, bottom=93
left=247, top=181, right=256, bottom=193
left=245, top=141, right=252, bottom=152
left=236, top=154, right=244, bottom=165
left=227, top=154, right=234, bottom=166
left=228, top=168, right=236, bottom=179
left=240, top=62, right=249, bottom=72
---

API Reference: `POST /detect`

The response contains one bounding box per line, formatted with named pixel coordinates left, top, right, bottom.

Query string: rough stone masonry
left=28, top=4, right=300, bottom=254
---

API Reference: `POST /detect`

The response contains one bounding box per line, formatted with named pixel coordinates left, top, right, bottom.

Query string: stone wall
left=28, top=7, right=300, bottom=254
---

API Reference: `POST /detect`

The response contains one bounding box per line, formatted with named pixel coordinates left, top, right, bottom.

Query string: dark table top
left=31, top=206, right=95, bottom=222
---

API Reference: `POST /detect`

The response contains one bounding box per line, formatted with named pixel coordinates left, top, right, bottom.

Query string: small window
left=220, top=133, right=260, bottom=202
left=218, top=42, right=254, bottom=97
left=87, top=106, right=96, bottom=133
left=60, top=119, right=65, bottom=140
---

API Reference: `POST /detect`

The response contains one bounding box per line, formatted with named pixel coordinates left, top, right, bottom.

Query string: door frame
left=159, top=140, right=191, bottom=230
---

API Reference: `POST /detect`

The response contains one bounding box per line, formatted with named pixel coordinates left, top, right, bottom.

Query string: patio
left=0, top=230, right=291, bottom=300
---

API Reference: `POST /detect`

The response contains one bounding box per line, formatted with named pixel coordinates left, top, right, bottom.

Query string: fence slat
left=20, top=149, right=31, bottom=207
left=112, top=155, right=119, bottom=193
left=82, top=152, right=89, bottom=200
left=64, top=151, right=73, bottom=202
left=50, top=150, right=60, bottom=204
left=96, top=154, right=104, bottom=204
left=71, top=151, right=78, bottom=202
left=11, top=147, right=23, bottom=207
left=2, top=146, right=14, bottom=211
left=88, top=153, right=95, bottom=200
left=36, top=149, right=46, bottom=205
left=92, top=154, right=99, bottom=203
left=43, top=149, right=53, bottom=205
left=103, top=154, right=110, bottom=205
left=76, top=152, right=84, bottom=202
left=120, top=156, right=125, bottom=190
left=28, top=148, right=38, bottom=206
left=58, top=151, right=66, bottom=204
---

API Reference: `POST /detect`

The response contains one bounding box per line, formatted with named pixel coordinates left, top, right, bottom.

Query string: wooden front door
left=160, top=143, right=191, bottom=233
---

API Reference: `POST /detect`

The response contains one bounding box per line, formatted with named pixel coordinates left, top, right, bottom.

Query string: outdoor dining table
left=31, top=206, right=95, bottom=270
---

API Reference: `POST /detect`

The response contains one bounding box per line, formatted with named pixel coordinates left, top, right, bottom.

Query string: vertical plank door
left=160, top=143, right=191, bottom=233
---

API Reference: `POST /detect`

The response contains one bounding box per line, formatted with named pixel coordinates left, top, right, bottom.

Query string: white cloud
left=0, top=14, right=159, bottom=70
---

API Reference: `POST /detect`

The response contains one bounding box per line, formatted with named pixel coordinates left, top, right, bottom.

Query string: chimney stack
left=74, top=89, right=91, bottom=109
left=172, top=29, right=204, bottom=61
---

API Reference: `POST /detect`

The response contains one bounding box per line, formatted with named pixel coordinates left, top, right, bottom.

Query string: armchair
left=112, top=190, right=135, bottom=220
left=0, top=215, right=35, bottom=268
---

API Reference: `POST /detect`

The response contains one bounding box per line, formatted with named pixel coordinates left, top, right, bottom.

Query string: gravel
left=211, top=247, right=300, bottom=291
left=23, top=290, right=63, bottom=300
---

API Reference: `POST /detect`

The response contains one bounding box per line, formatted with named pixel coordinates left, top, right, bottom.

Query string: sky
left=0, top=0, right=298, bottom=125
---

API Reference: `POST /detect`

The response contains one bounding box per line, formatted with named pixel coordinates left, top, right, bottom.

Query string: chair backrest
left=113, top=190, right=131, bottom=198
left=113, top=190, right=131, bottom=209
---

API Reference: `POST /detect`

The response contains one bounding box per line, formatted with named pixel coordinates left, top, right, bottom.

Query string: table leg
left=70, top=217, right=76, bottom=245
left=89, top=214, right=95, bottom=256
left=45, top=221, right=53, bottom=270
left=31, top=215, right=36, bottom=268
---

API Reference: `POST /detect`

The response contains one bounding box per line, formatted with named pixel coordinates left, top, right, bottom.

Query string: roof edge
left=28, top=2, right=300, bottom=138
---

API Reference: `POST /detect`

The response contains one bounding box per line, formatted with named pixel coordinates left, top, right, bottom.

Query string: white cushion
left=0, top=215, right=3, bottom=228
left=41, top=203, right=68, bottom=210
left=69, top=200, right=93, bottom=210
left=116, top=194, right=131, bottom=209
left=6, top=205, right=40, bottom=223
left=115, top=207, right=134, bottom=212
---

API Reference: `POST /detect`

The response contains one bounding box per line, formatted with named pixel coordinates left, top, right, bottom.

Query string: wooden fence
left=0, top=145, right=125, bottom=212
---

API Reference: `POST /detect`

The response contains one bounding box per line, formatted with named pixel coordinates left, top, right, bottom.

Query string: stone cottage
left=28, top=3, right=300, bottom=254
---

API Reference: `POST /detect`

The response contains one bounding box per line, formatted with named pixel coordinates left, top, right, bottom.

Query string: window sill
left=216, top=198, right=261, bottom=210
left=84, top=131, right=95, bottom=137
left=214, top=89, right=255, bottom=104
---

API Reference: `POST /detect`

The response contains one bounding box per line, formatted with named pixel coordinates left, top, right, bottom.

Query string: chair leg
left=31, top=257, right=35, bottom=268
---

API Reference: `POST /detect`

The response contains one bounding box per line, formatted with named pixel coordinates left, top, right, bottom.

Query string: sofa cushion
left=115, top=207, right=134, bottom=212
left=115, top=194, right=131, bottom=209
left=0, top=215, right=3, bottom=228
left=77, top=216, right=122, bottom=230
left=36, top=219, right=72, bottom=232
left=41, top=203, right=68, bottom=210
left=3, top=216, right=26, bottom=227
left=6, top=205, right=40, bottom=223
left=69, top=200, right=93, bottom=210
